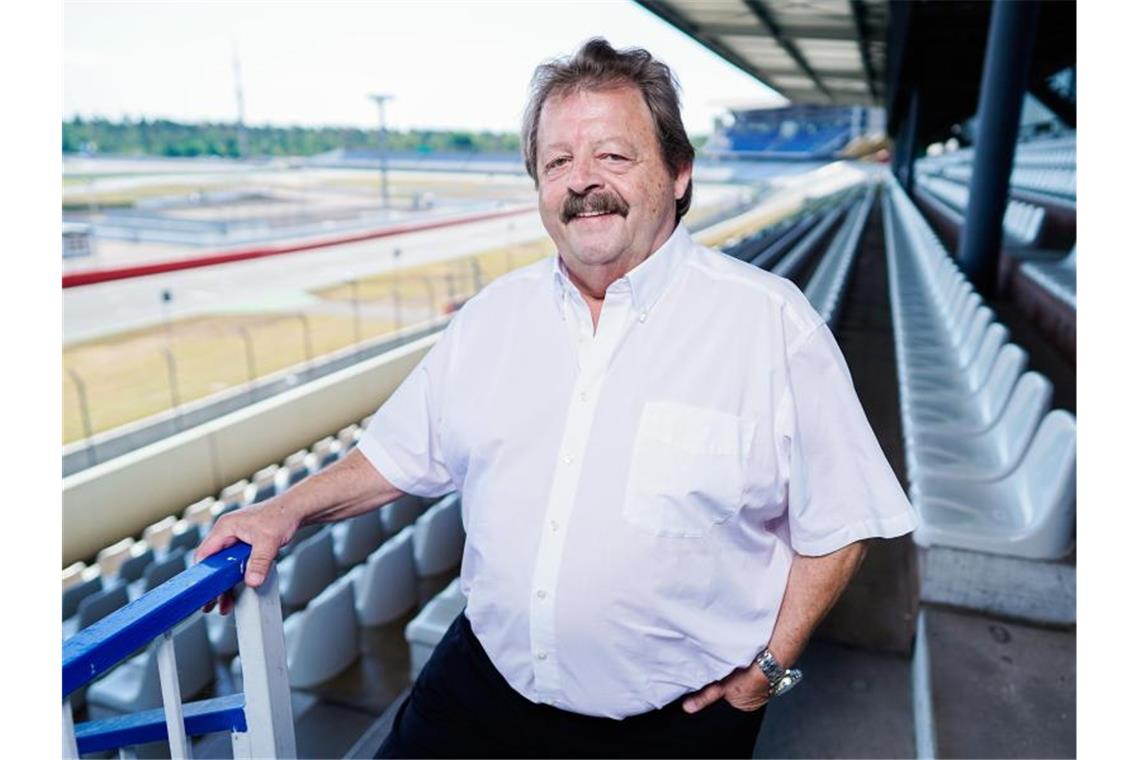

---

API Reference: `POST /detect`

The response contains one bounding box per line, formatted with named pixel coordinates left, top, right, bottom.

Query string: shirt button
left=536, top=589, right=547, bottom=599
left=550, top=520, right=559, bottom=532
left=578, top=391, right=587, bottom=401
left=562, top=454, right=573, bottom=464
left=537, top=650, right=548, bottom=660
left=638, top=311, right=647, bottom=323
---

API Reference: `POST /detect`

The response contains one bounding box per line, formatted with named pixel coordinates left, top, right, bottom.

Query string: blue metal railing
left=62, top=542, right=295, bottom=759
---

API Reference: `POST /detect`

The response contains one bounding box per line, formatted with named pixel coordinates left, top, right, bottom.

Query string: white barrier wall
left=62, top=333, right=439, bottom=565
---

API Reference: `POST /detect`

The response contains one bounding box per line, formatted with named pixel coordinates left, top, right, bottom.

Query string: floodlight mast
left=369, top=94, right=393, bottom=209
left=233, top=50, right=248, bottom=159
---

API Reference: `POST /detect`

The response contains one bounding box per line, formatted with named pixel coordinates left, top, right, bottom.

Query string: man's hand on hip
left=682, top=665, right=770, bottom=713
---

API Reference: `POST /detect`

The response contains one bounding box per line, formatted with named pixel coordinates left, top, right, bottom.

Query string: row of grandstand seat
left=939, top=163, right=1076, bottom=201
left=720, top=125, right=850, bottom=157
left=721, top=209, right=818, bottom=267
left=802, top=186, right=875, bottom=327
left=62, top=420, right=376, bottom=597
left=722, top=189, right=862, bottom=279
left=81, top=492, right=466, bottom=716
left=228, top=493, right=464, bottom=691
left=770, top=203, right=847, bottom=281
left=64, top=410, right=461, bottom=695
left=914, top=174, right=1046, bottom=247
left=883, top=177, right=1076, bottom=561
left=1019, top=247, right=1076, bottom=311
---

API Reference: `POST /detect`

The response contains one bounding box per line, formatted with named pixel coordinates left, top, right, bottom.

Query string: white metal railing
left=62, top=542, right=295, bottom=758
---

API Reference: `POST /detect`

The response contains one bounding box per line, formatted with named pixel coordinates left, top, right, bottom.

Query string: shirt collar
left=550, top=223, right=692, bottom=321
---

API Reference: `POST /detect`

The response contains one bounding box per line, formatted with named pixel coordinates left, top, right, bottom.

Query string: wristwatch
left=754, top=648, right=803, bottom=698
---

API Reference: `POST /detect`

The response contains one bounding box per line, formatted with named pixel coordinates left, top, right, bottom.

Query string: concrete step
left=914, top=606, right=1075, bottom=759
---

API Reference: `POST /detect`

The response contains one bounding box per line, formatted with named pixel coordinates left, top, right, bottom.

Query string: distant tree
left=60, top=117, right=522, bottom=158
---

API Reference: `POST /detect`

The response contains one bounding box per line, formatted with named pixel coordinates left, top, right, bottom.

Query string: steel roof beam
left=740, top=0, right=835, bottom=103
left=700, top=24, right=864, bottom=41
left=849, top=0, right=881, bottom=102
left=634, top=1, right=790, bottom=100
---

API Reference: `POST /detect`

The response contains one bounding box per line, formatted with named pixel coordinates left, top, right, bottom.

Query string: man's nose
left=567, top=155, right=603, bottom=196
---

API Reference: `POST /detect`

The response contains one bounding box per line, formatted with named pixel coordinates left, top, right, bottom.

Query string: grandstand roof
left=635, top=0, right=889, bottom=106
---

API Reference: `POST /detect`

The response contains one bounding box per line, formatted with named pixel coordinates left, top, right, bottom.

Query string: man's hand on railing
left=194, top=496, right=301, bottom=614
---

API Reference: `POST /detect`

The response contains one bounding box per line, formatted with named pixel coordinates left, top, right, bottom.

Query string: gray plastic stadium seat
left=143, top=516, right=177, bottom=553
left=96, top=538, right=135, bottom=580
left=117, top=546, right=156, bottom=584
left=332, top=510, right=386, bottom=570
left=62, top=562, right=87, bottom=591
left=802, top=186, right=875, bottom=327
left=142, top=548, right=188, bottom=592
left=216, top=479, right=252, bottom=517
left=903, top=324, right=1009, bottom=400
left=86, top=615, right=215, bottom=716
left=906, top=372, right=1053, bottom=483
left=207, top=608, right=240, bottom=657
left=252, top=464, right=281, bottom=503
left=62, top=575, right=103, bottom=621
left=884, top=178, right=1076, bottom=561
left=279, top=522, right=324, bottom=559
left=64, top=584, right=129, bottom=639
left=911, top=410, right=1077, bottom=560
left=233, top=576, right=361, bottom=691
left=900, top=306, right=995, bottom=372
left=312, top=436, right=340, bottom=469
left=338, top=424, right=361, bottom=454
left=285, top=449, right=313, bottom=486
left=350, top=527, right=417, bottom=626
left=405, top=578, right=467, bottom=679
left=382, top=493, right=426, bottom=537
left=413, top=493, right=465, bottom=577
left=285, top=575, right=360, bottom=688
left=166, top=522, right=202, bottom=556
left=902, top=345, right=1028, bottom=439
left=182, top=497, right=216, bottom=528
left=1021, top=247, right=1076, bottom=311
left=277, top=527, right=338, bottom=611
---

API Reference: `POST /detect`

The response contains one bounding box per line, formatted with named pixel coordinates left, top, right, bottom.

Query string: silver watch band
left=755, top=648, right=803, bottom=698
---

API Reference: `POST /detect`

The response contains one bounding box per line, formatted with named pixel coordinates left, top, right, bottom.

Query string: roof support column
left=892, top=86, right=921, bottom=193
left=956, top=0, right=1040, bottom=296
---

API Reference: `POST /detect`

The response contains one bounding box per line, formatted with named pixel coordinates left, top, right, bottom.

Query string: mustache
left=560, top=190, right=630, bottom=224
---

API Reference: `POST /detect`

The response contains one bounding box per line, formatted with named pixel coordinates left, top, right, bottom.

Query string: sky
left=63, top=0, right=787, bottom=137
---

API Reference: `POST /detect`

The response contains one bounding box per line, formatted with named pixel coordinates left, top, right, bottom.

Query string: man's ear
left=674, top=161, right=694, bottom=200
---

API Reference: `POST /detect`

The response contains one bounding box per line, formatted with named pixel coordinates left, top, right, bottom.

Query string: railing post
left=161, top=347, right=184, bottom=431
left=66, top=367, right=97, bottom=468
left=236, top=327, right=257, bottom=400
left=392, top=284, right=403, bottom=331
left=295, top=312, right=314, bottom=369
left=63, top=699, right=79, bottom=759
left=156, top=626, right=192, bottom=758
left=232, top=565, right=295, bottom=759
left=349, top=277, right=362, bottom=347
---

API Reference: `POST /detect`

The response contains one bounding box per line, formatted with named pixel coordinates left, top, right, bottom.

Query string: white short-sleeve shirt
left=358, top=223, right=916, bottom=719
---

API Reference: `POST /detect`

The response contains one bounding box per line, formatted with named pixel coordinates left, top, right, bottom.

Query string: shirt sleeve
left=775, top=321, right=917, bottom=555
left=356, top=320, right=459, bottom=499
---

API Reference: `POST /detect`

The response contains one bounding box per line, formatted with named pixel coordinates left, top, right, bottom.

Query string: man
left=196, top=39, right=916, bottom=758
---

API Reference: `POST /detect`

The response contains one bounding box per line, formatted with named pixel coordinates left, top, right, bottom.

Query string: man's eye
left=601, top=153, right=628, bottom=162
left=545, top=157, right=569, bottom=172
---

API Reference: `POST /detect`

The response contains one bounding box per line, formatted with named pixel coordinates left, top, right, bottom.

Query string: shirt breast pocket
left=623, top=401, right=756, bottom=539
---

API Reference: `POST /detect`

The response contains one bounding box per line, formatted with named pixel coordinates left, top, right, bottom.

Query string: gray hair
left=521, top=38, right=695, bottom=222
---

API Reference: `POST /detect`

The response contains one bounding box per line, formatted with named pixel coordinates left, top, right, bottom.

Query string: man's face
left=535, top=85, right=691, bottom=281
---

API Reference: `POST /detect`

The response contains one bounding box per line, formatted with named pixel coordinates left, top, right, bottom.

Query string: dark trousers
left=377, top=612, right=766, bottom=758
